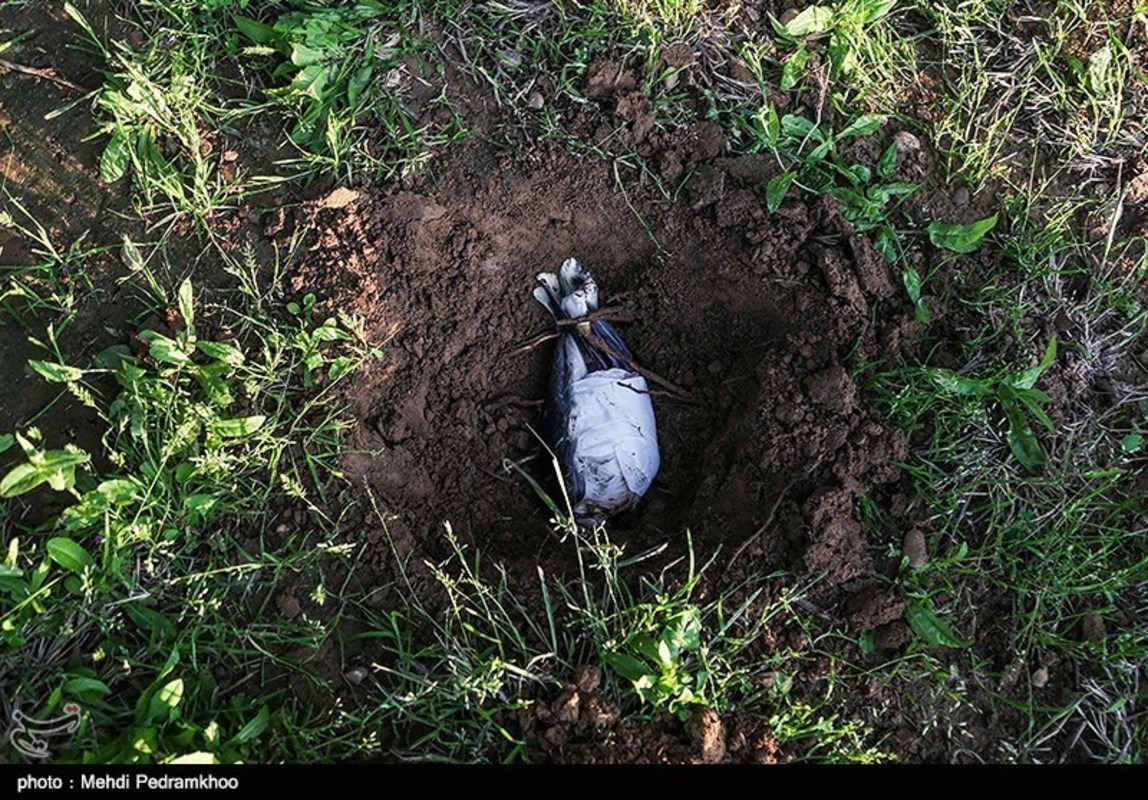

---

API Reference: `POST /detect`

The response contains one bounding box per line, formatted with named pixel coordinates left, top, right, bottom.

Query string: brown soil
left=287, top=70, right=916, bottom=605
left=6, top=0, right=1143, bottom=766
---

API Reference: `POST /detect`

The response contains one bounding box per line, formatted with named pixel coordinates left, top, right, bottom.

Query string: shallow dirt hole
left=289, top=139, right=910, bottom=587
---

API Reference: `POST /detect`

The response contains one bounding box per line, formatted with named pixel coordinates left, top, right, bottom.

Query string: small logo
left=8, top=703, right=81, bottom=759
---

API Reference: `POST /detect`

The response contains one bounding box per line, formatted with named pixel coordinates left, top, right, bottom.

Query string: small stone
left=275, top=593, right=301, bottom=620
left=893, top=130, right=922, bottom=153
left=779, top=8, right=799, bottom=25
left=953, top=186, right=969, bottom=206
left=902, top=529, right=928, bottom=568
left=1031, top=666, right=1049, bottom=688
left=707, top=360, right=723, bottom=375
left=319, top=187, right=360, bottom=209
left=527, top=90, right=545, bottom=110
left=344, top=666, right=370, bottom=685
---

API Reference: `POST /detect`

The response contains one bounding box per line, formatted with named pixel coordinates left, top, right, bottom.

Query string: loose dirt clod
left=1081, top=614, right=1107, bottom=642
left=686, top=707, right=726, bottom=764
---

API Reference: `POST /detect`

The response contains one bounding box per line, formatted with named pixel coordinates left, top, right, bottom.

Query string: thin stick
left=506, top=330, right=559, bottom=356
left=0, top=58, right=84, bottom=92
left=579, top=326, right=692, bottom=400
left=726, top=478, right=799, bottom=572
left=554, top=308, right=634, bottom=327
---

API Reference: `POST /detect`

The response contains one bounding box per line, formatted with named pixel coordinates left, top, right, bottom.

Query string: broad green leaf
left=233, top=706, right=270, bottom=744
left=183, top=494, right=218, bottom=516
left=64, top=677, right=111, bottom=698
left=1007, top=337, right=1057, bottom=390
left=762, top=104, right=780, bottom=148
left=927, top=214, right=998, bottom=253
left=905, top=601, right=968, bottom=648
left=836, top=115, right=883, bottom=139
left=847, top=164, right=871, bottom=186
left=876, top=142, right=898, bottom=179
left=167, top=752, right=217, bottom=765
left=1087, top=45, right=1112, bottom=92
left=96, top=478, right=141, bottom=503
left=785, top=5, right=834, bottom=36
left=328, top=356, right=354, bottom=382
left=603, top=651, right=650, bottom=682
left=290, top=43, right=326, bottom=68
left=122, top=237, right=145, bottom=272
left=312, top=320, right=348, bottom=342
left=862, top=0, right=897, bottom=23
left=766, top=170, right=796, bottom=212
left=1122, top=433, right=1144, bottom=453
left=209, top=415, right=267, bottom=438
left=47, top=537, right=95, bottom=573
left=0, top=459, right=48, bottom=495
left=780, top=47, right=810, bottom=91
left=347, top=63, right=374, bottom=107
left=932, top=369, right=992, bottom=397
left=873, top=226, right=899, bottom=264
left=780, top=114, right=818, bottom=140
left=902, top=268, right=931, bottom=323
left=176, top=277, right=194, bottom=329
left=0, top=433, right=14, bottom=454
left=149, top=677, right=184, bottom=721
left=28, top=360, right=83, bottom=383
left=1001, top=396, right=1045, bottom=469
left=124, top=603, right=178, bottom=641
left=234, top=14, right=276, bottom=45
left=139, top=332, right=191, bottom=365
left=100, top=131, right=129, bottom=183
left=195, top=340, right=245, bottom=367
left=1, top=449, right=89, bottom=497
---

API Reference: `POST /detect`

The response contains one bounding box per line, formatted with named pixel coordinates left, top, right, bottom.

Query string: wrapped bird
left=533, top=258, right=660, bottom=523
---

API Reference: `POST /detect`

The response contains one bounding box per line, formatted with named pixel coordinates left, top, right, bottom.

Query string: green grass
left=0, top=231, right=380, bottom=762
left=351, top=514, right=889, bottom=763
left=3, top=0, right=1147, bottom=765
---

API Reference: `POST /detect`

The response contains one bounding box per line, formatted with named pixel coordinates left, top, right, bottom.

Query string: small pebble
left=893, top=130, right=922, bottom=153
left=953, top=186, right=969, bottom=206
left=902, top=529, right=928, bottom=568
left=527, top=90, right=545, bottom=110
left=344, top=666, right=371, bottom=685
left=707, top=360, right=723, bottom=375
left=1031, top=666, right=1049, bottom=688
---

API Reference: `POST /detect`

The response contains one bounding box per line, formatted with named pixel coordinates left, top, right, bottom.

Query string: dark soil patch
left=287, top=123, right=914, bottom=599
